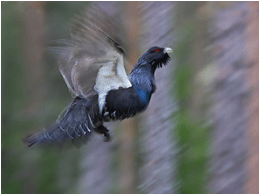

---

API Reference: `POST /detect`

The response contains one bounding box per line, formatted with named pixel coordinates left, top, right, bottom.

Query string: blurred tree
left=208, top=2, right=248, bottom=193
left=22, top=2, right=45, bottom=117
left=137, top=2, right=178, bottom=193
left=245, top=1, right=259, bottom=194
left=21, top=2, right=49, bottom=193
left=117, top=2, right=139, bottom=193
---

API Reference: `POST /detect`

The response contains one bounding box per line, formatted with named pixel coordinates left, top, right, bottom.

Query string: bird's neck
left=129, top=65, right=156, bottom=94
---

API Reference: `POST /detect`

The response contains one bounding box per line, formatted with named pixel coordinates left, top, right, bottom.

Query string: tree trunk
left=137, top=2, right=178, bottom=193
left=245, top=2, right=259, bottom=194
left=21, top=2, right=46, bottom=193
left=209, top=2, right=248, bottom=193
left=116, top=2, right=139, bottom=193
left=22, top=2, right=46, bottom=117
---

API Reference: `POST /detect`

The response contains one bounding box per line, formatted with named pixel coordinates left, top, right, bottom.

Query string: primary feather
left=23, top=4, right=172, bottom=147
left=53, top=4, right=130, bottom=100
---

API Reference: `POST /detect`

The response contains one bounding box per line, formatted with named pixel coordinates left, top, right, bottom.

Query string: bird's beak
left=164, top=47, right=173, bottom=54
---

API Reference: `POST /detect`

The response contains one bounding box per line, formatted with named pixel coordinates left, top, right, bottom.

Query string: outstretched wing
left=51, top=4, right=132, bottom=105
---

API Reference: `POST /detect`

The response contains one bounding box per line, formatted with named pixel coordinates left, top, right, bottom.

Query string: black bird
left=23, top=5, right=172, bottom=147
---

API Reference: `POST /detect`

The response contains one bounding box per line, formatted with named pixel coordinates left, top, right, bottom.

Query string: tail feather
left=23, top=97, right=97, bottom=147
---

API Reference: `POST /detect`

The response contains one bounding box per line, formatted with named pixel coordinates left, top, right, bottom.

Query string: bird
left=23, top=4, right=172, bottom=147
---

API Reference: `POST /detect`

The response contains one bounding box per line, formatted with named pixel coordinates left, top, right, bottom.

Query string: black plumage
left=23, top=5, right=172, bottom=147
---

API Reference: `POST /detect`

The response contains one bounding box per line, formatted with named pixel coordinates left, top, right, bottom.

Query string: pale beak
left=163, top=47, right=173, bottom=54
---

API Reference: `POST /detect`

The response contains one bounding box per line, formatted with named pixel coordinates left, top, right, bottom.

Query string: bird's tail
left=23, top=96, right=99, bottom=147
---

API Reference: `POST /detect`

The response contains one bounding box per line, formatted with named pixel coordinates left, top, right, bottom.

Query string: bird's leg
left=95, top=125, right=111, bottom=142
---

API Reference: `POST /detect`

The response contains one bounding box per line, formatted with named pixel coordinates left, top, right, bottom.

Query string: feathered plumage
left=23, top=4, right=172, bottom=147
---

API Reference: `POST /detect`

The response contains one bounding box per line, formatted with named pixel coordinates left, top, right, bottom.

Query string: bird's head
left=139, top=46, right=173, bottom=70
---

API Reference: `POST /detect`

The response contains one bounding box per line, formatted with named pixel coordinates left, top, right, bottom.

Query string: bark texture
left=137, top=2, right=178, bottom=193
left=245, top=2, right=259, bottom=194
left=209, top=2, right=248, bottom=193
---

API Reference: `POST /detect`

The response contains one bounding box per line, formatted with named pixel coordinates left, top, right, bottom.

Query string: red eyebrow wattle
left=155, top=49, right=160, bottom=52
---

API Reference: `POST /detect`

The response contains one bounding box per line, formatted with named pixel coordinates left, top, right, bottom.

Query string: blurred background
left=1, top=1, right=258, bottom=193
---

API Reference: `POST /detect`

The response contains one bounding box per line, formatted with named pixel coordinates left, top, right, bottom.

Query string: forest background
left=2, top=1, right=258, bottom=194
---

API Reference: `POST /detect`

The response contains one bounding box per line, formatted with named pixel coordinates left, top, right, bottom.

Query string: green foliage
left=173, top=2, right=210, bottom=193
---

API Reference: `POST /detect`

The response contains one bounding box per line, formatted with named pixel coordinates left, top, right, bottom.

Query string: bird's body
left=23, top=5, right=172, bottom=147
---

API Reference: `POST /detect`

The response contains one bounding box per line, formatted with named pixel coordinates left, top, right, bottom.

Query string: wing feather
left=50, top=3, right=131, bottom=100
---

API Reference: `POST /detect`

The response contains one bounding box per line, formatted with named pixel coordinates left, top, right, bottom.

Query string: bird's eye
left=154, top=49, right=160, bottom=53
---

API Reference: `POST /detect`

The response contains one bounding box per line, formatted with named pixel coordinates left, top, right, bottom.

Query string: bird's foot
left=103, top=131, right=111, bottom=142
left=95, top=125, right=111, bottom=142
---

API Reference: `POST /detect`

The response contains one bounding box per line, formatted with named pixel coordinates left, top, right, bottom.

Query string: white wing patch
left=52, top=4, right=131, bottom=106
left=94, top=51, right=132, bottom=112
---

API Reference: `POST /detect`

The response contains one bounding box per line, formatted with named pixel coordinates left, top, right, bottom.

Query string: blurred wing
left=51, top=4, right=131, bottom=99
